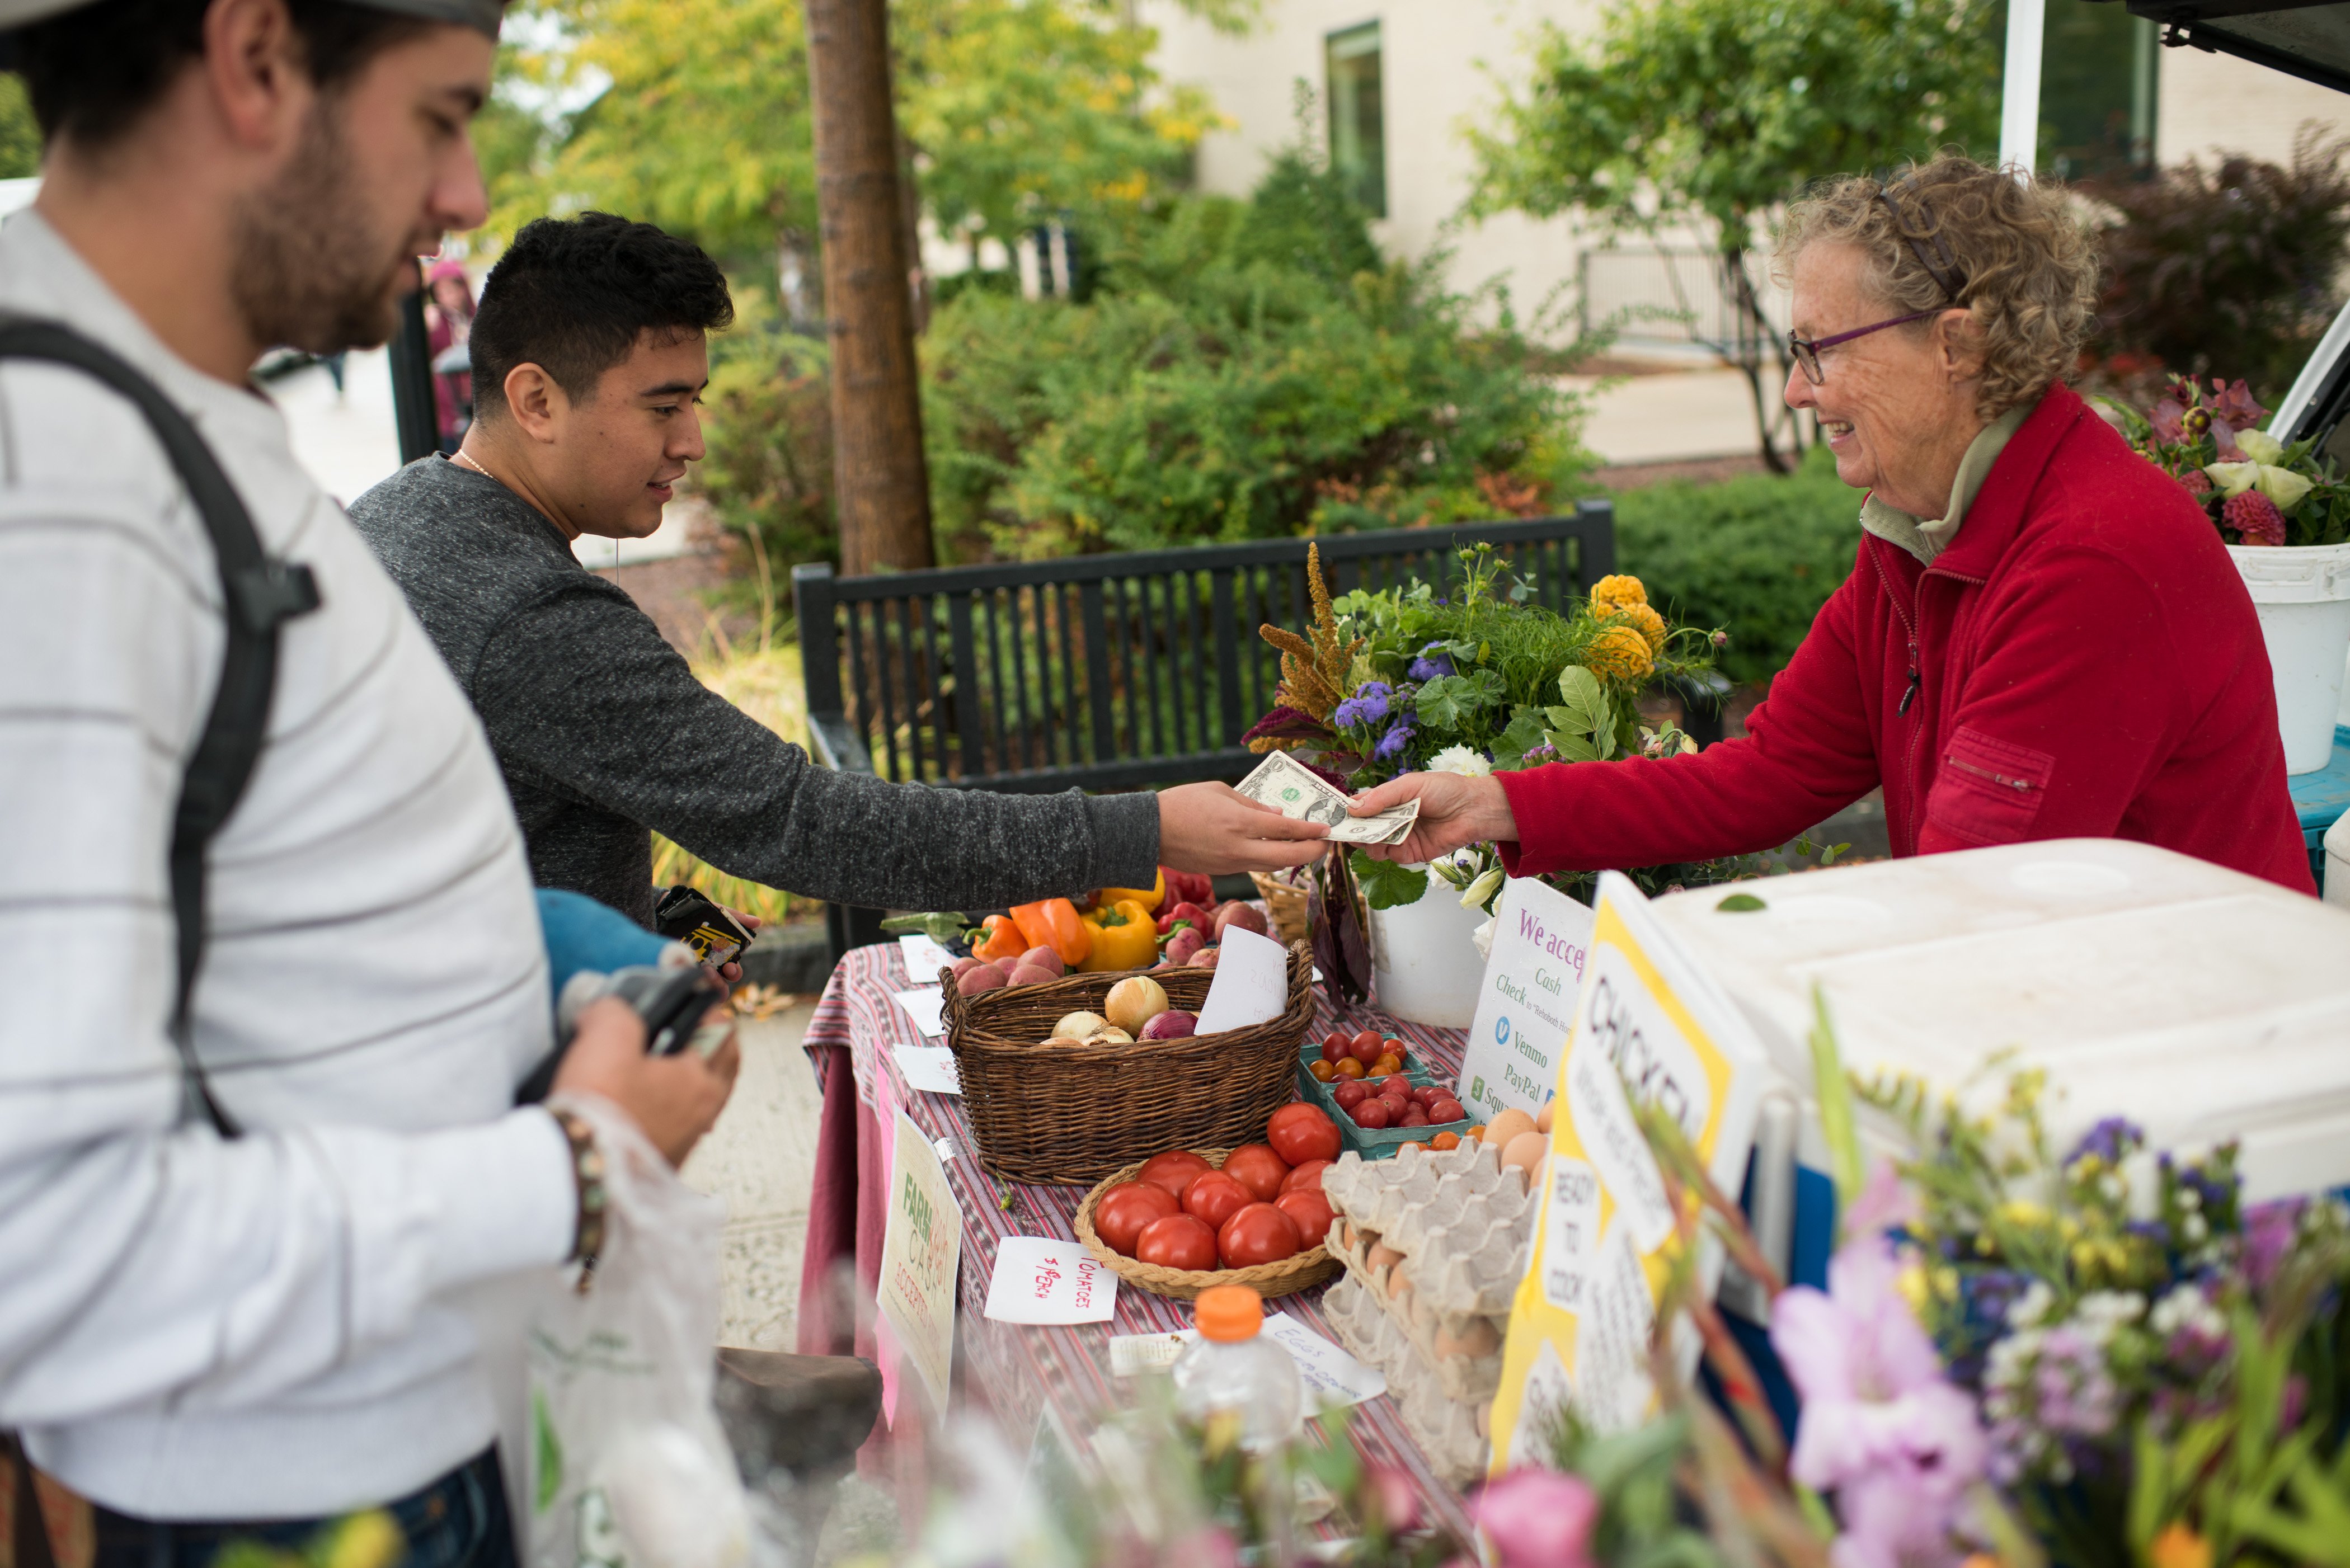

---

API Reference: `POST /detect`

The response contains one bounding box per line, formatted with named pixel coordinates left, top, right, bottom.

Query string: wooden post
left=809, top=0, right=936, bottom=574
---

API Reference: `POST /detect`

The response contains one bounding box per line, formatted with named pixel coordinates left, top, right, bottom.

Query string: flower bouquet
left=2107, top=375, right=2350, bottom=549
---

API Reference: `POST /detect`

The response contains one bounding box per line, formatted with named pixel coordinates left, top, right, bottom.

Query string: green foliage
left=924, top=153, right=1594, bottom=559
left=695, top=288, right=838, bottom=618
left=2088, top=128, right=2350, bottom=407
left=1611, top=446, right=1864, bottom=684
left=1349, top=850, right=1429, bottom=911
left=0, top=75, right=40, bottom=180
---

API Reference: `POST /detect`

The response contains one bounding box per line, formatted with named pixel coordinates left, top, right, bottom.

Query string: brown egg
left=1501, top=1130, right=1548, bottom=1183
left=1535, top=1099, right=1555, bottom=1135
left=1435, top=1319, right=1502, bottom=1360
left=1366, top=1242, right=1406, bottom=1274
left=1487, top=1108, right=1536, bottom=1148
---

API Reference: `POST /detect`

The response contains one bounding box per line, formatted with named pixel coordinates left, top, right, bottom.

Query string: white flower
left=2257, top=463, right=2314, bottom=512
left=2236, top=428, right=2286, bottom=464
left=2007, top=1279, right=2056, bottom=1329
left=2206, top=460, right=2262, bottom=497
left=2119, top=1149, right=2160, bottom=1223
left=1459, top=865, right=1505, bottom=910
left=1427, top=745, right=1493, bottom=777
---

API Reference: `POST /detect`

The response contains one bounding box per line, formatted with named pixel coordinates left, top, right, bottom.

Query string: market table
left=793, top=941, right=1476, bottom=1541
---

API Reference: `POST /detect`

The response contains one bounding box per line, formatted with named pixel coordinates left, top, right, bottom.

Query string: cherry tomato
left=1182, top=1169, right=1252, bottom=1230
left=1352, top=1098, right=1392, bottom=1129
left=1135, top=1213, right=1218, bottom=1272
left=1334, top=1080, right=1371, bottom=1111
left=1266, top=1103, right=1342, bottom=1166
left=1093, top=1181, right=1181, bottom=1256
left=1399, top=1105, right=1430, bottom=1128
left=1222, top=1144, right=1292, bottom=1203
left=1282, top=1157, right=1333, bottom=1194
left=1378, top=1074, right=1414, bottom=1098
left=1321, top=1032, right=1352, bottom=1063
left=1137, top=1150, right=1214, bottom=1200
left=1368, top=1055, right=1402, bottom=1078
left=1411, top=1085, right=1443, bottom=1107
left=1397, top=1140, right=1425, bottom=1155
left=1428, top=1098, right=1467, bottom=1124
left=1332, top=1058, right=1365, bottom=1081
left=1274, top=1188, right=1336, bottom=1247
left=1348, top=1030, right=1384, bottom=1066
left=1309, top=1059, right=1337, bottom=1082
left=1430, top=1131, right=1461, bottom=1151
left=1218, top=1202, right=1304, bottom=1269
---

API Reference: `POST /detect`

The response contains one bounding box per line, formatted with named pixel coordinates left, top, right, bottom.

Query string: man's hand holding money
left=1156, top=780, right=1333, bottom=875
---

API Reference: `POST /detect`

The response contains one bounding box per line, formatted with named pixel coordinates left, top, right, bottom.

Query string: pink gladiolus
left=1771, top=1236, right=1987, bottom=1568
left=1469, top=1468, right=1597, bottom=1568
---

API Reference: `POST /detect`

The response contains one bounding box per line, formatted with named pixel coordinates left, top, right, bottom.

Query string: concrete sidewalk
left=681, top=1000, right=824, bottom=1352
left=1566, top=362, right=1767, bottom=468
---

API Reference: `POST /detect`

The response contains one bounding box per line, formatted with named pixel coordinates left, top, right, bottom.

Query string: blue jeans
left=91, top=1447, right=513, bottom=1568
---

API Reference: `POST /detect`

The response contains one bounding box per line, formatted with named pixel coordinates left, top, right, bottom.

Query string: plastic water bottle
left=1173, top=1284, right=1303, bottom=1452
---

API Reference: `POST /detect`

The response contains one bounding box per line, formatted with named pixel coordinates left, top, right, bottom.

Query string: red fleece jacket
left=1498, top=383, right=2315, bottom=894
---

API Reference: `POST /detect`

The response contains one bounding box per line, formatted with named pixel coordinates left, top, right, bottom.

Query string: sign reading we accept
left=1457, top=877, right=1595, bottom=1123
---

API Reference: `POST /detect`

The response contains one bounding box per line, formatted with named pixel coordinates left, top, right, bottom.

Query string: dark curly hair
left=16, top=0, right=442, bottom=153
left=471, top=212, right=735, bottom=415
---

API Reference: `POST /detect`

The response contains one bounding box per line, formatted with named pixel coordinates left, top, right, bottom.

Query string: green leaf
left=1491, top=706, right=1553, bottom=770
left=1350, top=850, right=1430, bottom=910
left=1554, top=664, right=1610, bottom=735
left=533, top=1387, right=564, bottom=1514
left=1808, top=985, right=1865, bottom=1227
left=1715, top=892, right=1767, bottom=912
left=1545, top=729, right=1602, bottom=763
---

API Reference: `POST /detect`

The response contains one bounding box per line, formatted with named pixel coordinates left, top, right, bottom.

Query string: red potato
left=1352, top=1098, right=1393, bottom=1130
left=951, top=956, right=988, bottom=982
left=1221, top=1144, right=1292, bottom=1203
left=1018, top=945, right=1065, bottom=978
left=1214, top=902, right=1270, bottom=941
left=1190, top=947, right=1221, bottom=970
left=1218, top=1202, right=1304, bottom=1269
left=956, top=963, right=1009, bottom=996
left=1163, top=927, right=1207, bottom=966
left=1181, top=1170, right=1253, bottom=1231
left=1281, top=1158, right=1333, bottom=1195
left=1137, top=1150, right=1214, bottom=1200
left=1273, top=1188, right=1336, bottom=1248
left=1007, top=964, right=1061, bottom=986
left=1135, top=1213, right=1218, bottom=1272
left=1093, top=1181, right=1180, bottom=1256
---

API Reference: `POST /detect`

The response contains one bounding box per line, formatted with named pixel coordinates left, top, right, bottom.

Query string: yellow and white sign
left=1487, top=872, right=1768, bottom=1473
left=877, top=1106, right=962, bottom=1420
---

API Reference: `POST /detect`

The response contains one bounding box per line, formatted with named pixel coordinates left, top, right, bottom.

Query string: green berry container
left=1292, top=1038, right=1472, bottom=1160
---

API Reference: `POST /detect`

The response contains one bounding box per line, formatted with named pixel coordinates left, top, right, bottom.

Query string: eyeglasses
left=1788, top=310, right=1942, bottom=384
left=1789, top=180, right=1969, bottom=384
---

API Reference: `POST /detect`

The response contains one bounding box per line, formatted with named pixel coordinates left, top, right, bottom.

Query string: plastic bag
left=528, top=1094, right=751, bottom=1568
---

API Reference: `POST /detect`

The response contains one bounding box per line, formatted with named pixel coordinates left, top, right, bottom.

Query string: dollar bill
left=1235, top=750, right=1420, bottom=846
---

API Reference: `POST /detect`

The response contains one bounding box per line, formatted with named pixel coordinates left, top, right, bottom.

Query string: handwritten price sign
left=984, top=1237, right=1120, bottom=1325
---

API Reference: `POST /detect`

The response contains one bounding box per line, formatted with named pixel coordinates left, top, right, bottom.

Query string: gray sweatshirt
left=349, top=455, right=1159, bottom=926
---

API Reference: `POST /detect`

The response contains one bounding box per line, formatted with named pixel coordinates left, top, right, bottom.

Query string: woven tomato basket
left=941, top=942, right=1315, bottom=1185
left=1071, top=1149, right=1340, bottom=1302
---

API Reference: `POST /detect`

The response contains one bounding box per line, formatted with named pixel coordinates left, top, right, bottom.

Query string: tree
left=1465, top=0, right=2001, bottom=472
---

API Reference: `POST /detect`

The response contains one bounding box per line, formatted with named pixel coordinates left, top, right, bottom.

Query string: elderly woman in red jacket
left=1355, top=154, right=2314, bottom=893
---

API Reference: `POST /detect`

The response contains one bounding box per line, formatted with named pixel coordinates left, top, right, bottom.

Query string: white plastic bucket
left=1366, top=866, right=1487, bottom=1027
left=2230, top=541, right=2350, bottom=775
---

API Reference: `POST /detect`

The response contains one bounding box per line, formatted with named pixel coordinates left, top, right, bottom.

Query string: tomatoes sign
left=984, top=1237, right=1120, bottom=1325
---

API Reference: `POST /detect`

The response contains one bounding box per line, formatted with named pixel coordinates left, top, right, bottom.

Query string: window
left=1326, top=21, right=1386, bottom=218
left=2039, top=0, right=2159, bottom=181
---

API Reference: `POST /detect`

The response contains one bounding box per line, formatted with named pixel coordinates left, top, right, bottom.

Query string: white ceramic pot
left=1366, top=866, right=1487, bottom=1027
left=2229, top=540, right=2350, bottom=774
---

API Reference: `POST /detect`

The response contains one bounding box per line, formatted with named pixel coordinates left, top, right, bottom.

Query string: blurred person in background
left=425, top=252, right=471, bottom=448
left=0, top=1, right=739, bottom=1561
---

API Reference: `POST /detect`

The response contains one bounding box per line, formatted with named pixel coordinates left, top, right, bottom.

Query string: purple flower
left=2065, top=1118, right=2141, bottom=1169
left=1374, top=720, right=1416, bottom=761
left=2244, top=1198, right=2304, bottom=1290
left=1772, top=1236, right=1987, bottom=1568
left=1521, top=743, right=1559, bottom=764
left=1408, top=643, right=1455, bottom=681
left=1333, top=681, right=1393, bottom=729
left=2150, top=397, right=2189, bottom=444
left=1468, top=1468, right=1596, bottom=1568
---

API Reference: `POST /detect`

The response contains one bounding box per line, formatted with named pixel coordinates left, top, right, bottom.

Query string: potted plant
left=1246, top=544, right=1738, bottom=1025
left=2111, top=376, right=2350, bottom=774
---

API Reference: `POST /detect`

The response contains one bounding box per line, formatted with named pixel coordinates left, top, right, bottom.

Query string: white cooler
left=1642, top=839, right=2350, bottom=1294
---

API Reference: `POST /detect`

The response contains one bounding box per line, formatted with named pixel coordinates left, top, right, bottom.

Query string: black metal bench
left=792, top=508, right=1623, bottom=955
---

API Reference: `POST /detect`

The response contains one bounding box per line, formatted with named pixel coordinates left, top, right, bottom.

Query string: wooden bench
left=792, top=508, right=1625, bottom=955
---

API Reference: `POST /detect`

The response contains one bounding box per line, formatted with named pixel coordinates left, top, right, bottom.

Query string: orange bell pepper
left=1096, top=868, right=1167, bottom=916
left=1078, top=898, right=1159, bottom=972
left=1010, top=898, right=1091, bottom=967
left=971, top=914, right=1027, bottom=966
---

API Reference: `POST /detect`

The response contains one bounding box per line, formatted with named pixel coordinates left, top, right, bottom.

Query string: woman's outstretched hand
left=1348, top=773, right=1520, bottom=865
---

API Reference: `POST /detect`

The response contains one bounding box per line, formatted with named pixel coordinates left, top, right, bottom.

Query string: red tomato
left=1137, top=1150, right=1214, bottom=1200
left=1348, top=1030, right=1385, bottom=1065
left=1411, top=1085, right=1443, bottom=1107
left=1334, top=1080, right=1372, bottom=1111
left=1275, top=1188, right=1335, bottom=1245
left=1135, top=1213, right=1219, bottom=1272
left=1093, top=1181, right=1181, bottom=1256
left=1182, top=1170, right=1252, bottom=1230
left=1399, top=1105, right=1430, bottom=1128
left=1218, top=1202, right=1304, bottom=1269
left=1378, top=1074, right=1414, bottom=1098
left=1321, top=1032, right=1351, bottom=1063
left=1266, top=1103, right=1342, bottom=1165
left=1428, top=1098, right=1467, bottom=1124
left=1282, top=1157, right=1333, bottom=1194
left=1352, top=1098, right=1392, bottom=1129
left=1222, top=1144, right=1292, bottom=1203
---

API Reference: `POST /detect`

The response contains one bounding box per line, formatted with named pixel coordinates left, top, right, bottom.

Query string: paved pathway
left=681, top=1000, right=823, bottom=1352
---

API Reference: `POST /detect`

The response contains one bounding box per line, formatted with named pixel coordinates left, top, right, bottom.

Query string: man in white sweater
left=0, top=1, right=737, bottom=1561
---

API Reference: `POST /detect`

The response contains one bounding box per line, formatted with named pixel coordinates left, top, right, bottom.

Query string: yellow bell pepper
left=1078, top=898, right=1159, bottom=972
left=1095, top=868, right=1166, bottom=916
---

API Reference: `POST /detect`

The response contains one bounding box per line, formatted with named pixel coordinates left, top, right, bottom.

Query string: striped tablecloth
left=797, top=941, right=1477, bottom=1541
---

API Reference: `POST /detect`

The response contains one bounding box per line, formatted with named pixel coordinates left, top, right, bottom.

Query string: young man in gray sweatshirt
left=350, top=213, right=1326, bottom=926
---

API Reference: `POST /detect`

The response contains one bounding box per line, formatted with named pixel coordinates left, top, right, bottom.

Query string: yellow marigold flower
left=1619, top=601, right=1668, bottom=654
left=1896, top=1263, right=1929, bottom=1315
left=2149, top=1522, right=2212, bottom=1568
left=1584, top=625, right=1654, bottom=682
left=320, top=1513, right=405, bottom=1568
left=1591, top=573, right=1648, bottom=613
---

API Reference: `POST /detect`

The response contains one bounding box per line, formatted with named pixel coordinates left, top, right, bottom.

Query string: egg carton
left=1323, top=1236, right=1505, bottom=1404
left=1322, top=1273, right=1490, bottom=1490
left=1321, top=1142, right=1538, bottom=1321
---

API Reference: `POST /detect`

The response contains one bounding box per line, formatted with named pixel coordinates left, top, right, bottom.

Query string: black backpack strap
left=0, top=320, right=321, bottom=1138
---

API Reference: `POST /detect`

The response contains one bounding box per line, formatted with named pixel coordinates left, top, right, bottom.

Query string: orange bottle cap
left=1194, top=1284, right=1264, bottom=1343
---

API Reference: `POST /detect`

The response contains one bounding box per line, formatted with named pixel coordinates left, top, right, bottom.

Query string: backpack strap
left=0, top=320, right=321, bottom=1138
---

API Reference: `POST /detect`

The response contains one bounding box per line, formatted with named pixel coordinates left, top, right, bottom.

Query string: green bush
left=922, top=153, right=1595, bottom=561
left=693, top=287, right=837, bottom=625
left=1609, top=446, right=1863, bottom=684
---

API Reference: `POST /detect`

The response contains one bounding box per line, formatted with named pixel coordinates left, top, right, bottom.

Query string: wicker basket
left=1073, top=1149, right=1340, bottom=1302
left=942, top=943, right=1315, bottom=1184
left=1248, top=872, right=1311, bottom=947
